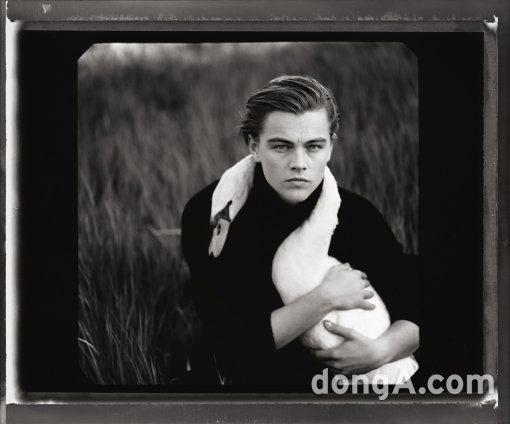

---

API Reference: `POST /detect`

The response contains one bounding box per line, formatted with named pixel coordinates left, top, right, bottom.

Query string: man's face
left=249, top=108, right=334, bottom=205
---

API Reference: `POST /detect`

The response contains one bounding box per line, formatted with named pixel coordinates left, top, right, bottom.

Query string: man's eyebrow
left=266, top=137, right=294, bottom=144
left=266, top=137, right=328, bottom=144
left=305, top=138, right=328, bottom=144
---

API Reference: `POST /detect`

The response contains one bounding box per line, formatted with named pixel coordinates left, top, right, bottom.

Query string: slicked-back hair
left=239, top=75, right=340, bottom=144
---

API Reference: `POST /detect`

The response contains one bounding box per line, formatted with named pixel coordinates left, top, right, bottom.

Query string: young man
left=181, top=75, right=419, bottom=388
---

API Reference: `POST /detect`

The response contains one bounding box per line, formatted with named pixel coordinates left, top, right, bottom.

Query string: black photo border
left=3, top=1, right=509, bottom=423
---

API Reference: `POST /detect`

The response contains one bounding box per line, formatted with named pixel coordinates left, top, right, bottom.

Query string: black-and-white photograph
left=77, top=42, right=420, bottom=388
left=6, top=3, right=506, bottom=420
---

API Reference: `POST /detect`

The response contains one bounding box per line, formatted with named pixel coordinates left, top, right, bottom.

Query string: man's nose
left=290, top=147, right=307, bottom=171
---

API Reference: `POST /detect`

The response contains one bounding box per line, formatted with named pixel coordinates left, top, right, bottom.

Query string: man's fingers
left=312, top=349, right=349, bottom=368
left=312, top=348, right=336, bottom=360
left=324, top=320, right=358, bottom=339
left=352, top=269, right=367, bottom=279
left=344, top=265, right=367, bottom=279
left=360, top=301, right=376, bottom=311
left=363, top=290, right=374, bottom=299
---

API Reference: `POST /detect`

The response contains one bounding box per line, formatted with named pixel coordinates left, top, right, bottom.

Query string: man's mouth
left=286, top=178, right=311, bottom=187
left=286, top=177, right=310, bottom=182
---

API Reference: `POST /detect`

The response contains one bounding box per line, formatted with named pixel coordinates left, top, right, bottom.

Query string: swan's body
left=272, top=166, right=418, bottom=383
left=210, top=156, right=418, bottom=383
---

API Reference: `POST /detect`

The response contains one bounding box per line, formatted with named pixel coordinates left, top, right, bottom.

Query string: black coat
left=181, top=165, right=419, bottom=391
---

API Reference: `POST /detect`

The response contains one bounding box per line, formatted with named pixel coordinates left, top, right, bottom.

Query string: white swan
left=209, top=155, right=418, bottom=384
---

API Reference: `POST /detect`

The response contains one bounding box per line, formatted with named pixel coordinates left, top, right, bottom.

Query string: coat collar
left=248, top=163, right=324, bottom=221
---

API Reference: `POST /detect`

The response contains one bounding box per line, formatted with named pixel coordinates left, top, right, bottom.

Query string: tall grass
left=78, top=42, right=418, bottom=384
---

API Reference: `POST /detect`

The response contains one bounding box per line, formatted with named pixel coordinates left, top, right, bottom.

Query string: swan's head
left=209, top=156, right=255, bottom=257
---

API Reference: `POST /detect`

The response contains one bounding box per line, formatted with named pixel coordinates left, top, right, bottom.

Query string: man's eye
left=274, top=145, right=290, bottom=152
left=307, top=145, right=322, bottom=151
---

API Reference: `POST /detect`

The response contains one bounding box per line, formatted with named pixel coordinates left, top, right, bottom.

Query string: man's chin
left=280, top=190, right=311, bottom=205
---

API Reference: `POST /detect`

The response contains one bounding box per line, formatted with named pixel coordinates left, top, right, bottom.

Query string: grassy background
left=78, top=42, right=418, bottom=385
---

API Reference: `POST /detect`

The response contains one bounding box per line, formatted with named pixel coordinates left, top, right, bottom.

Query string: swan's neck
left=291, top=168, right=340, bottom=257
left=271, top=168, right=341, bottom=302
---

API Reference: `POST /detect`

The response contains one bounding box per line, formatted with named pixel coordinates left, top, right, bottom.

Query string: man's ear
left=248, top=135, right=261, bottom=162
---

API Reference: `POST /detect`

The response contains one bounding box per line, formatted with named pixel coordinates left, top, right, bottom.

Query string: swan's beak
left=208, top=218, right=231, bottom=257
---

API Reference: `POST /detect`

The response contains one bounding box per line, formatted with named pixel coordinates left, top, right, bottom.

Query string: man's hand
left=317, top=264, right=375, bottom=313
left=310, top=320, right=390, bottom=375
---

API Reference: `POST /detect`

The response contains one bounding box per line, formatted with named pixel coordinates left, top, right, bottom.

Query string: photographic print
left=4, top=1, right=506, bottom=420
left=77, top=42, right=419, bottom=388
